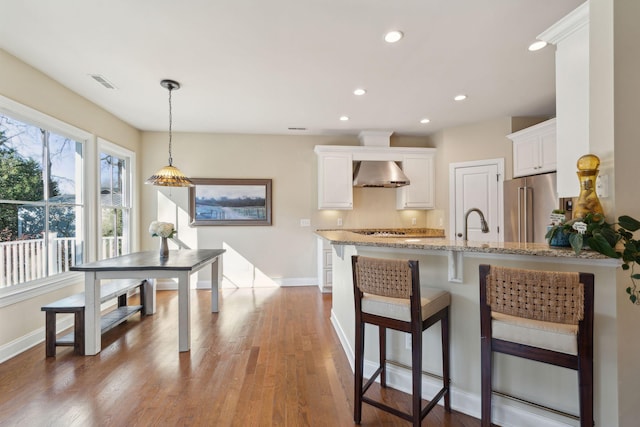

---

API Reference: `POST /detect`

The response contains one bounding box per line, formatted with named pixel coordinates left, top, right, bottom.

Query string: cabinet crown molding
left=314, top=145, right=435, bottom=161
left=537, top=1, right=589, bottom=45
left=507, top=117, right=556, bottom=141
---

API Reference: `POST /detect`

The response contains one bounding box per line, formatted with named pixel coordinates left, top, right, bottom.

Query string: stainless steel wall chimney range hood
left=352, top=161, right=410, bottom=187
left=351, top=131, right=411, bottom=188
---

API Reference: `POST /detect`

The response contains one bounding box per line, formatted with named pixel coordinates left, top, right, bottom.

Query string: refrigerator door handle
left=517, top=186, right=525, bottom=243
left=524, top=187, right=536, bottom=242
left=524, top=186, right=529, bottom=242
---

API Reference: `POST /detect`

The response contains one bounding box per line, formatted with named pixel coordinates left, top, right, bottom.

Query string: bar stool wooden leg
left=578, top=354, right=594, bottom=427
left=411, top=324, right=422, bottom=427
left=379, top=326, right=387, bottom=388
left=442, top=307, right=451, bottom=412
left=480, top=334, right=492, bottom=427
left=354, top=318, right=365, bottom=424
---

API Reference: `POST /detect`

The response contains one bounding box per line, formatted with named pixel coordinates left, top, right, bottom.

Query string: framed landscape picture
left=189, top=178, right=272, bottom=226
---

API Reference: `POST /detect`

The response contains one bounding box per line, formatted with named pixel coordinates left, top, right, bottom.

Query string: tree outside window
left=0, top=114, right=83, bottom=286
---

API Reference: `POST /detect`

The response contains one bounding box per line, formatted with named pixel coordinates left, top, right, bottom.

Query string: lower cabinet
left=317, top=237, right=332, bottom=293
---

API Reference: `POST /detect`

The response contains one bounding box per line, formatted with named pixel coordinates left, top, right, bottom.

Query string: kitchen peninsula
left=316, top=228, right=619, bottom=427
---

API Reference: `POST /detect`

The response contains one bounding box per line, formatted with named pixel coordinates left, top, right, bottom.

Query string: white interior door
left=449, top=159, right=504, bottom=242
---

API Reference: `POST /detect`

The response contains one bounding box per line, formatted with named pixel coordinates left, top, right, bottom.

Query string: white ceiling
left=0, top=0, right=584, bottom=137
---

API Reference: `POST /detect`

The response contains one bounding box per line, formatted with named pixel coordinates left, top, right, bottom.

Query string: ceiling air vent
left=89, top=74, right=116, bottom=89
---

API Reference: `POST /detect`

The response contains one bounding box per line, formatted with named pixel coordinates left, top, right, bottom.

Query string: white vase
left=159, top=237, right=169, bottom=258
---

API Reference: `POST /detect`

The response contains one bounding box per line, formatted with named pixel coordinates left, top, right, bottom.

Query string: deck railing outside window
left=0, top=236, right=124, bottom=288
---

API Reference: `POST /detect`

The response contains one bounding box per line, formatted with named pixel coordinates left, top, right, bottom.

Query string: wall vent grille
left=90, top=74, right=116, bottom=89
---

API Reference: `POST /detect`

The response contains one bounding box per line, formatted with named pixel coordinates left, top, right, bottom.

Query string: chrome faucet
left=460, top=208, right=490, bottom=241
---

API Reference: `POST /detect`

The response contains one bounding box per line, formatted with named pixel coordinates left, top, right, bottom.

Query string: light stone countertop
left=315, top=228, right=611, bottom=260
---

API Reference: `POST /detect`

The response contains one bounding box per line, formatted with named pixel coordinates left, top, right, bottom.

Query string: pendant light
left=145, top=79, right=193, bottom=187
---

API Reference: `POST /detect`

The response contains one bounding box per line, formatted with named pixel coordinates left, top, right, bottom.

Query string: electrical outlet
left=300, top=218, right=311, bottom=227
left=596, top=174, right=609, bottom=198
left=411, top=218, right=417, bottom=226
left=337, top=217, right=343, bottom=226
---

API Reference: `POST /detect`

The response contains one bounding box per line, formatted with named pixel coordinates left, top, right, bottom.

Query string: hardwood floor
left=0, top=287, right=480, bottom=426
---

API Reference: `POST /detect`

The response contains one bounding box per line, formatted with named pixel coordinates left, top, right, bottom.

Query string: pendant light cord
left=167, top=84, right=174, bottom=166
left=146, top=79, right=192, bottom=187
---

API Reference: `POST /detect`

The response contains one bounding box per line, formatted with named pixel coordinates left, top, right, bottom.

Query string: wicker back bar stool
left=352, top=255, right=451, bottom=426
left=479, top=264, right=594, bottom=427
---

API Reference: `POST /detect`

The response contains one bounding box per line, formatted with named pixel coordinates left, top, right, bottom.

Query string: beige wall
left=140, top=132, right=433, bottom=283
left=0, top=49, right=140, bottom=354
left=0, top=49, right=140, bottom=151
left=140, top=120, right=560, bottom=285
left=426, top=116, right=549, bottom=232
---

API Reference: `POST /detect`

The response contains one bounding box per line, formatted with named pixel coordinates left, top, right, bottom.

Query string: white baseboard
left=0, top=314, right=75, bottom=363
left=329, top=312, right=576, bottom=427
left=192, top=277, right=318, bottom=290
left=0, top=299, right=121, bottom=363
left=273, top=277, right=317, bottom=287
left=0, top=328, right=44, bottom=363
left=330, top=308, right=354, bottom=370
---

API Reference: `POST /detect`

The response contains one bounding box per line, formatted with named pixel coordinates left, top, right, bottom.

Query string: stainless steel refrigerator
left=504, top=172, right=558, bottom=243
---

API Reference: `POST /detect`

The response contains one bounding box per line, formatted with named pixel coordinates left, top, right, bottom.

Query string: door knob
left=457, top=233, right=462, bottom=237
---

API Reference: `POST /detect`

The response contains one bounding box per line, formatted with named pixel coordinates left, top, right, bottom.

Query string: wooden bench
left=41, top=279, right=148, bottom=357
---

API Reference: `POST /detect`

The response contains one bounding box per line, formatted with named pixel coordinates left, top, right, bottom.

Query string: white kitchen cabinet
left=314, top=145, right=437, bottom=210
left=396, top=153, right=435, bottom=209
left=316, top=150, right=353, bottom=210
left=508, top=118, right=557, bottom=178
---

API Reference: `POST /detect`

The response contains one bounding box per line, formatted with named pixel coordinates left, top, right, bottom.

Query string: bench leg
left=118, top=294, right=127, bottom=307
left=140, top=282, right=147, bottom=315
left=45, top=311, right=57, bottom=357
left=75, top=310, right=85, bottom=356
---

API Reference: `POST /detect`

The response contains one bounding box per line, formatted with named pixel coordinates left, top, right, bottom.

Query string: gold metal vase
left=573, top=154, right=604, bottom=219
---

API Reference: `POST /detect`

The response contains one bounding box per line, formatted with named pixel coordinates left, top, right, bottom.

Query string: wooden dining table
left=71, top=249, right=225, bottom=355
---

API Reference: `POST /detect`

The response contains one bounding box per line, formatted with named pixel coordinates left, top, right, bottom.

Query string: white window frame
left=98, top=138, right=137, bottom=260
left=0, top=95, right=94, bottom=306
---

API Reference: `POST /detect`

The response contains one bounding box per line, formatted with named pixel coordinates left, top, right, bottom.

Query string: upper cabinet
left=508, top=118, right=557, bottom=178
left=314, top=146, right=436, bottom=210
left=396, top=153, right=435, bottom=209
left=538, top=2, right=589, bottom=196
left=316, top=149, right=353, bottom=210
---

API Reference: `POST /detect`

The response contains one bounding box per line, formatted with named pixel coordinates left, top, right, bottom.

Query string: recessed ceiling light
left=528, top=40, right=548, bottom=51
left=454, top=94, right=467, bottom=101
left=339, top=116, right=350, bottom=121
left=384, top=31, right=404, bottom=43
left=353, top=88, right=366, bottom=96
left=420, top=118, right=431, bottom=124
